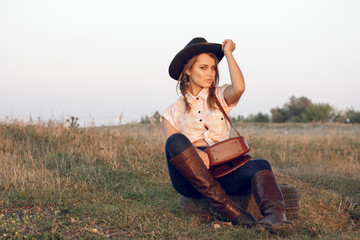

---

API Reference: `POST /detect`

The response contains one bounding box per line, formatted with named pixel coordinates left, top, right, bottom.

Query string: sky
left=1, top=0, right=359, bottom=126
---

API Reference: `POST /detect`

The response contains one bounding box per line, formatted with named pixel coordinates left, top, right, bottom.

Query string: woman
left=161, top=37, right=294, bottom=235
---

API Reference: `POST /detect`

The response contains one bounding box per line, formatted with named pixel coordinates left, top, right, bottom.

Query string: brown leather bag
left=204, top=95, right=251, bottom=178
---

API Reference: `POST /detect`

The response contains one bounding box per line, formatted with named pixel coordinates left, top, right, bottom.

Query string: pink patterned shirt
left=161, top=84, right=238, bottom=146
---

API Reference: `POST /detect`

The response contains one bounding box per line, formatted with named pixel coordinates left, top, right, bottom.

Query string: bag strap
left=213, top=94, right=241, bottom=137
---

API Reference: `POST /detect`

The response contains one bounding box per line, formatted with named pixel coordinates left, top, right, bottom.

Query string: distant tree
left=345, top=108, right=360, bottom=123
left=285, top=96, right=312, bottom=122
left=140, top=115, right=151, bottom=124
left=233, top=96, right=359, bottom=124
left=332, top=110, right=347, bottom=123
left=230, top=115, right=245, bottom=122
left=150, top=111, right=161, bottom=125
left=301, top=103, right=335, bottom=122
left=246, top=112, right=270, bottom=122
left=270, top=107, right=288, bottom=123
left=271, top=96, right=312, bottom=122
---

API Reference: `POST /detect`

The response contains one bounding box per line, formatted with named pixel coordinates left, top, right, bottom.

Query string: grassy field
left=0, top=121, right=359, bottom=239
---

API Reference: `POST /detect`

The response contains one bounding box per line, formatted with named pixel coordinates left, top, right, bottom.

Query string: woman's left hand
left=222, top=39, right=236, bottom=55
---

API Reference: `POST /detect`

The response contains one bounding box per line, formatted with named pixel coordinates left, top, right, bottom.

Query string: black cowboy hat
left=168, top=37, right=224, bottom=80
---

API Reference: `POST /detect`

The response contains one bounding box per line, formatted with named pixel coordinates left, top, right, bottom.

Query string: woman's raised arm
left=222, top=39, right=245, bottom=105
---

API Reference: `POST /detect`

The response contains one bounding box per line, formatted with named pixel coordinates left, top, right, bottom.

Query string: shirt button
left=221, top=118, right=224, bottom=120
left=196, top=97, right=199, bottom=100
left=198, top=111, right=201, bottom=113
left=199, top=119, right=202, bottom=122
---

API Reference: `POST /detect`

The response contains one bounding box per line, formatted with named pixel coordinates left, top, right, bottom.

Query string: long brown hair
left=177, top=52, right=220, bottom=112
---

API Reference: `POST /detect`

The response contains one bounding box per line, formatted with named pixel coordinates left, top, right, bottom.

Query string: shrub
left=66, top=116, right=79, bottom=128
left=140, top=115, right=151, bottom=124
left=285, top=96, right=312, bottom=122
left=345, top=108, right=360, bottom=123
left=230, top=115, right=245, bottom=122
left=270, top=107, right=288, bottom=123
left=270, top=96, right=312, bottom=123
left=246, top=112, right=270, bottom=122
left=301, top=103, right=335, bottom=122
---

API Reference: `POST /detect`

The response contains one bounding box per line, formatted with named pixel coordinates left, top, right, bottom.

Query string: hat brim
left=169, top=42, right=224, bottom=80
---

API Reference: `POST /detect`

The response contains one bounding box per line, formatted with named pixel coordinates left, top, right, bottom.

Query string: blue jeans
left=165, top=133, right=272, bottom=198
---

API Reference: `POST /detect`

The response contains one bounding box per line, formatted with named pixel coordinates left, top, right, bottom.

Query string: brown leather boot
left=251, top=169, right=294, bottom=235
left=170, top=145, right=257, bottom=227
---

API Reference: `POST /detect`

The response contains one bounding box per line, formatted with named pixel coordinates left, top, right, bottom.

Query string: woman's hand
left=196, top=148, right=210, bottom=169
left=222, top=39, right=236, bottom=55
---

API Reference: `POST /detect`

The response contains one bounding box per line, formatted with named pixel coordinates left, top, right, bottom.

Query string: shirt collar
left=185, top=88, right=209, bottom=103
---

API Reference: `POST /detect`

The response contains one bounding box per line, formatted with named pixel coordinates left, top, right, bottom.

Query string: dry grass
left=0, top=120, right=359, bottom=239
left=0, top=121, right=165, bottom=192
left=228, top=122, right=360, bottom=176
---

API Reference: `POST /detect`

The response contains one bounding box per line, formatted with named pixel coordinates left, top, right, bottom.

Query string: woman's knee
left=245, top=159, right=272, bottom=173
left=252, top=159, right=272, bottom=172
left=165, top=133, right=192, bottom=158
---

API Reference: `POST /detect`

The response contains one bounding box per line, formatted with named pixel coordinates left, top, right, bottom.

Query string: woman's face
left=186, top=53, right=217, bottom=95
